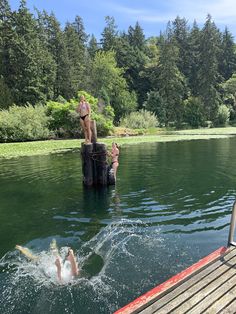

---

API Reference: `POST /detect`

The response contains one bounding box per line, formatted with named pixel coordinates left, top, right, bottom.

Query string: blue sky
left=9, top=0, right=236, bottom=40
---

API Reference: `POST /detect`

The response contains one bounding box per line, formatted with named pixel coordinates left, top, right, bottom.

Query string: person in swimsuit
left=76, top=95, right=91, bottom=144
left=16, top=240, right=79, bottom=283
left=108, top=142, right=119, bottom=181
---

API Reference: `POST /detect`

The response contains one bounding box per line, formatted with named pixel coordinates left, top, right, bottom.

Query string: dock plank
left=189, top=274, right=236, bottom=313
left=140, top=248, right=236, bottom=314
left=221, top=298, right=236, bottom=314
left=166, top=256, right=236, bottom=313
left=115, top=247, right=236, bottom=314
left=151, top=249, right=236, bottom=314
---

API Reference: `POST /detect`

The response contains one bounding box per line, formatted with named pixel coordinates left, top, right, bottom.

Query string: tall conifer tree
left=101, top=16, right=118, bottom=51
left=172, top=16, right=191, bottom=79
left=0, top=0, right=14, bottom=106
left=197, top=15, right=221, bottom=120
left=188, top=20, right=201, bottom=95
left=41, top=12, right=71, bottom=99
left=9, top=0, right=56, bottom=104
left=88, top=34, right=99, bottom=58
left=64, top=16, right=88, bottom=95
left=156, top=34, right=187, bottom=125
left=219, top=27, right=236, bottom=80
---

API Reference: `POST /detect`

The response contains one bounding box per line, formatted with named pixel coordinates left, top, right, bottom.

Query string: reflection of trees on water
left=118, top=138, right=236, bottom=231
left=111, top=188, right=121, bottom=213
left=81, top=186, right=112, bottom=241
left=1, top=138, right=236, bottom=254
left=81, top=186, right=123, bottom=241
left=0, top=152, right=116, bottom=254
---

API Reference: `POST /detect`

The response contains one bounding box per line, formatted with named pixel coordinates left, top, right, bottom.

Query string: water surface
left=0, top=137, right=236, bottom=313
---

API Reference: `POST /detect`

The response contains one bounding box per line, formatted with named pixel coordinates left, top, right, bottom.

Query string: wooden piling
left=81, top=120, right=115, bottom=186
left=81, top=143, right=94, bottom=186
left=93, top=143, right=108, bottom=185
left=90, top=120, right=97, bottom=144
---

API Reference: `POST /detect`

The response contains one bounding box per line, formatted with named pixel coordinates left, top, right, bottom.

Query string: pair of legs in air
left=16, top=241, right=79, bottom=282
left=55, top=248, right=79, bottom=281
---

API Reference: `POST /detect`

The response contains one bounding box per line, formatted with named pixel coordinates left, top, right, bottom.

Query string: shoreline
left=0, top=127, right=236, bottom=159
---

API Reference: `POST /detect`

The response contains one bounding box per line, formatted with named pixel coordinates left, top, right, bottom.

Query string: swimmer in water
left=16, top=240, right=79, bottom=283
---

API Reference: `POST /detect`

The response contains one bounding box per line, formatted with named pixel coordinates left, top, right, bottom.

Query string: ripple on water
left=0, top=219, right=166, bottom=314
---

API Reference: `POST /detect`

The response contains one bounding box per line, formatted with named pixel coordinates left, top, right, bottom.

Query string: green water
left=0, top=138, right=236, bottom=313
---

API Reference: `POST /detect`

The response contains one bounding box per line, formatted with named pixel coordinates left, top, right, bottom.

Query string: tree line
left=1, top=0, right=236, bottom=129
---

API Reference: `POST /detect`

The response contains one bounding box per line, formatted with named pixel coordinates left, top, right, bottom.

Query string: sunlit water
left=0, top=137, right=236, bottom=313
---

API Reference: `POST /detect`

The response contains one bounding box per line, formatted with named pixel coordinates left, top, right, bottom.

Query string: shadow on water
left=0, top=137, right=236, bottom=313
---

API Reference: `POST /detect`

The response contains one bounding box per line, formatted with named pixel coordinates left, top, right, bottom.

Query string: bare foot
left=67, top=249, right=75, bottom=264
left=67, top=249, right=79, bottom=276
left=55, top=257, right=62, bottom=281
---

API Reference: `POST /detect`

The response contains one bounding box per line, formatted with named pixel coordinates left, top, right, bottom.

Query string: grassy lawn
left=0, top=127, right=235, bottom=159
left=174, top=127, right=236, bottom=135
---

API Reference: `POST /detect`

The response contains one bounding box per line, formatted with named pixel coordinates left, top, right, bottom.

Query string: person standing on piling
left=76, top=95, right=91, bottom=144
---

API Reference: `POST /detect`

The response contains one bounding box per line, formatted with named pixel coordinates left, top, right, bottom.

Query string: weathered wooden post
left=93, top=142, right=108, bottom=185
left=81, top=143, right=93, bottom=186
left=90, top=120, right=97, bottom=144
left=81, top=120, right=115, bottom=186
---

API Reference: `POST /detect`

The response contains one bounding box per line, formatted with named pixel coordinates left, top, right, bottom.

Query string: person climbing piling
left=107, top=142, right=120, bottom=181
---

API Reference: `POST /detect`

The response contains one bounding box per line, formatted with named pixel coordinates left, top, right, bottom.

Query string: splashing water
left=0, top=219, right=164, bottom=314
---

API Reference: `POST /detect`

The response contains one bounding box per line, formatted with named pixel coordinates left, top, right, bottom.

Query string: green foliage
left=215, top=104, right=230, bottom=126
left=7, top=1, right=56, bottom=104
left=197, top=15, right=221, bottom=120
left=90, top=50, right=137, bottom=121
left=188, top=21, right=201, bottom=95
left=183, top=96, right=205, bottom=127
left=144, top=91, right=167, bottom=126
left=88, top=34, right=99, bottom=58
left=101, top=16, right=118, bottom=51
left=1, top=0, right=236, bottom=129
left=114, top=90, right=137, bottom=123
left=46, top=100, right=78, bottom=137
left=220, top=73, right=236, bottom=120
left=64, top=16, right=88, bottom=95
left=92, top=111, right=114, bottom=136
left=156, top=34, right=188, bottom=126
left=219, top=28, right=236, bottom=80
left=0, top=104, right=50, bottom=142
left=0, top=77, right=13, bottom=109
left=115, top=31, right=148, bottom=107
left=120, top=110, right=158, bottom=129
left=128, top=22, right=146, bottom=50
left=172, top=16, right=192, bottom=79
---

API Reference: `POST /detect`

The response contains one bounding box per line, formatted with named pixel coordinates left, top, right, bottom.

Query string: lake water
left=0, top=137, right=236, bottom=314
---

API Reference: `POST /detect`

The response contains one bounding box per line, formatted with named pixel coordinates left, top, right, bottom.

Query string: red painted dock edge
left=114, top=246, right=228, bottom=314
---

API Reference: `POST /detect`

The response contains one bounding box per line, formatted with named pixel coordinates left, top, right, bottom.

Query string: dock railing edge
left=228, top=200, right=236, bottom=247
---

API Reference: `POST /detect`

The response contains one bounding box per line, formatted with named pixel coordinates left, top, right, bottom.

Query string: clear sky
left=8, top=0, right=236, bottom=40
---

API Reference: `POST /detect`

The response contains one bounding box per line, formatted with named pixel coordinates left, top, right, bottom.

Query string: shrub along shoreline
left=0, top=127, right=235, bottom=159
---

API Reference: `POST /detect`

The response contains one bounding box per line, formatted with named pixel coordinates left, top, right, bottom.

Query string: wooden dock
left=115, top=246, right=236, bottom=314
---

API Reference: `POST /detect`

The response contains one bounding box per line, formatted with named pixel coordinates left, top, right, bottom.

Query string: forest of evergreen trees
left=1, top=0, right=236, bottom=139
